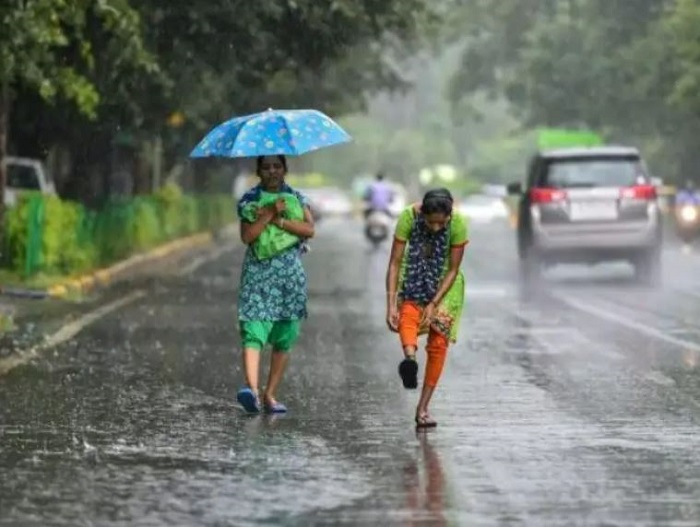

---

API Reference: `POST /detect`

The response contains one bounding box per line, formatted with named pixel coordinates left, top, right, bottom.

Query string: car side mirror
left=507, top=182, right=523, bottom=195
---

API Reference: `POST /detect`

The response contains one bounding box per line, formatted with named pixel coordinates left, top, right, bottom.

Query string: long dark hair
left=255, top=155, right=288, bottom=175
left=420, top=188, right=453, bottom=215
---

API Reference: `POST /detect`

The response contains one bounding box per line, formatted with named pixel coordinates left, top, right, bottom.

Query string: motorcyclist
left=363, top=172, right=395, bottom=218
left=676, top=179, right=700, bottom=206
left=674, top=179, right=700, bottom=250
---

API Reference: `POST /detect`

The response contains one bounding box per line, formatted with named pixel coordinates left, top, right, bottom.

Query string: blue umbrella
left=189, top=108, right=352, bottom=158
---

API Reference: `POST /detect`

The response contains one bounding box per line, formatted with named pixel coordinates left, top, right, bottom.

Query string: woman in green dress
left=385, top=188, right=468, bottom=428
left=235, top=155, right=315, bottom=414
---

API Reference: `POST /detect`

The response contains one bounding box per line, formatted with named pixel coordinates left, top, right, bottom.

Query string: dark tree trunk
left=0, top=82, right=10, bottom=251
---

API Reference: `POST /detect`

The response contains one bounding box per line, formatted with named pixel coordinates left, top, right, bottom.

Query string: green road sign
left=537, top=128, right=603, bottom=149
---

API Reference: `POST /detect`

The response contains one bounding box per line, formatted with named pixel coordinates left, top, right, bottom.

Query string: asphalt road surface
left=3, top=216, right=700, bottom=526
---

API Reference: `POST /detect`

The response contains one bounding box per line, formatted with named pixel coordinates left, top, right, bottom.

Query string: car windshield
left=544, top=157, right=646, bottom=188
left=7, top=164, right=40, bottom=190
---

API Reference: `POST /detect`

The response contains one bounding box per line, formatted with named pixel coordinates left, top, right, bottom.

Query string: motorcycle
left=674, top=203, right=700, bottom=244
left=364, top=209, right=393, bottom=248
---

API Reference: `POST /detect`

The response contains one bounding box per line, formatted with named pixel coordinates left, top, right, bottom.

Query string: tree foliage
left=3, top=0, right=440, bottom=207
left=0, top=0, right=154, bottom=240
left=448, top=0, right=700, bottom=182
left=0, top=0, right=152, bottom=116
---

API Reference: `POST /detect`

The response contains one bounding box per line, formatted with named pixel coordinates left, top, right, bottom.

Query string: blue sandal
left=264, top=401, right=288, bottom=414
left=237, top=388, right=261, bottom=414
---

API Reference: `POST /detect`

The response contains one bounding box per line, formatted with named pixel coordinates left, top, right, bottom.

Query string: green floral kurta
left=395, top=206, right=469, bottom=342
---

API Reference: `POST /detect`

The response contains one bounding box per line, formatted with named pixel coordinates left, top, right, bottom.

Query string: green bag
left=240, top=191, right=305, bottom=260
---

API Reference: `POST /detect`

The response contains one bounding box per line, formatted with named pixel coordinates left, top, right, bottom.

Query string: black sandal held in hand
left=398, top=357, right=418, bottom=389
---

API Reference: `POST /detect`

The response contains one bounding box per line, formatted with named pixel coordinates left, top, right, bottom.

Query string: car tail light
left=530, top=188, right=567, bottom=203
left=620, top=184, right=656, bottom=200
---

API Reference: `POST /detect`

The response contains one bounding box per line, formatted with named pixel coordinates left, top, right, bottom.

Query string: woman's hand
left=241, top=204, right=275, bottom=244
left=256, top=204, right=276, bottom=223
left=386, top=304, right=399, bottom=333
left=385, top=239, right=406, bottom=332
left=420, top=302, right=436, bottom=327
left=273, top=199, right=286, bottom=215
left=272, top=206, right=315, bottom=238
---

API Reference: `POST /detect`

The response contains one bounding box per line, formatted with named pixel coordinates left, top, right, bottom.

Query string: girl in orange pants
left=386, top=189, right=468, bottom=429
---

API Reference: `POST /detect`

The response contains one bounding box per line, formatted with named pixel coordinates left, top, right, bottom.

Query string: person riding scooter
left=363, top=172, right=395, bottom=247
left=363, top=172, right=395, bottom=218
left=676, top=179, right=700, bottom=206
left=674, top=179, right=700, bottom=246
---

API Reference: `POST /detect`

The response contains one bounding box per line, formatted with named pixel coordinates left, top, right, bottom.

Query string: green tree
left=134, top=0, right=439, bottom=167
left=446, top=0, right=700, bottom=182
left=9, top=0, right=440, bottom=201
left=0, top=0, right=152, bottom=232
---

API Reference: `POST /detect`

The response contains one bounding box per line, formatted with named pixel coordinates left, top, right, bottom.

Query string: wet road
left=3, top=217, right=700, bottom=525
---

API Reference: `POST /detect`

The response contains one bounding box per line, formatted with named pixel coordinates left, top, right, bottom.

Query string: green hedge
left=3, top=183, right=235, bottom=278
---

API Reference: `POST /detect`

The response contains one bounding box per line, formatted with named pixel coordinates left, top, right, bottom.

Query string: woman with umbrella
left=190, top=109, right=352, bottom=414
left=235, top=154, right=315, bottom=414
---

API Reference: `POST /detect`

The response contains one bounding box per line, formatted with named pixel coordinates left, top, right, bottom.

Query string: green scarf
left=240, top=191, right=305, bottom=260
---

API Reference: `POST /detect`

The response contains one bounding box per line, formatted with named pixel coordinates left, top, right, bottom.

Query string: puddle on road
left=1, top=407, right=372, bottom=526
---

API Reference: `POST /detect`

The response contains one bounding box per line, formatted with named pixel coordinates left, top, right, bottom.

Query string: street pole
left=0, top=81, right=9, bottom=255
left=152, top=135, right=162, bottom=191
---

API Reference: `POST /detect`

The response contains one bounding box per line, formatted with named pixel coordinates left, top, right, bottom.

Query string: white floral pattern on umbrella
left=189, top=108, right=352, bottom=158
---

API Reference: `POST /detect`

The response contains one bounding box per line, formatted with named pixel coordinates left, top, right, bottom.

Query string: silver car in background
left=300, top=187, right=353, bottom=218
left=458, top=194, right=509, bottom=224
left=508, top=146, right=663, bottom=285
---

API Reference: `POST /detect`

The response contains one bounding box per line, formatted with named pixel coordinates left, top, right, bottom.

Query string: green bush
left=5, top=193, right=95, bottom=276
left=42, top=196, right=94, bottom=273
left=93, top=199, right=134, bottom=264
left=2, top=184, right=235, bottom=279
left=208, top=195, right=236, bottom=229
left=130, top=197, right=162, bottom=252
left=5, top=193, right=35, bottom=271
left=180, top=195, right=199, bottom=235
left=154, top=182, right=184, bottom=239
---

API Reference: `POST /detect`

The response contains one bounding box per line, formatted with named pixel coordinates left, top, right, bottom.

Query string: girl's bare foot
left=415, top=411, right=437, bottom=429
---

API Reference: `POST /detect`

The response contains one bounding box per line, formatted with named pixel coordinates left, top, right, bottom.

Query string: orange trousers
left=398, top=301, right=449, bottom=388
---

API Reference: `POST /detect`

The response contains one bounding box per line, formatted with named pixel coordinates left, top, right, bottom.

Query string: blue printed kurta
left=237, top=184, right=309, bottom=321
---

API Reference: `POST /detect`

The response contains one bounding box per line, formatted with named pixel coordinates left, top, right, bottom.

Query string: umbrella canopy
left=189, top=108, right=352, bottom=158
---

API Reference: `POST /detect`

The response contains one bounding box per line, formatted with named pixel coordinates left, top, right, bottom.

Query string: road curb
left=1, top=230, right=221, bottom=300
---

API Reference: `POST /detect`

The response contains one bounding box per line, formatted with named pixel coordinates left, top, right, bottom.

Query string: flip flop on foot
left=399, top=357, right=418, bottom=389
left=237, top=388, right=261, bottom=414
left=415, top=413, right=437, bottom=430
left=264, top=400, right=288, bottom=414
